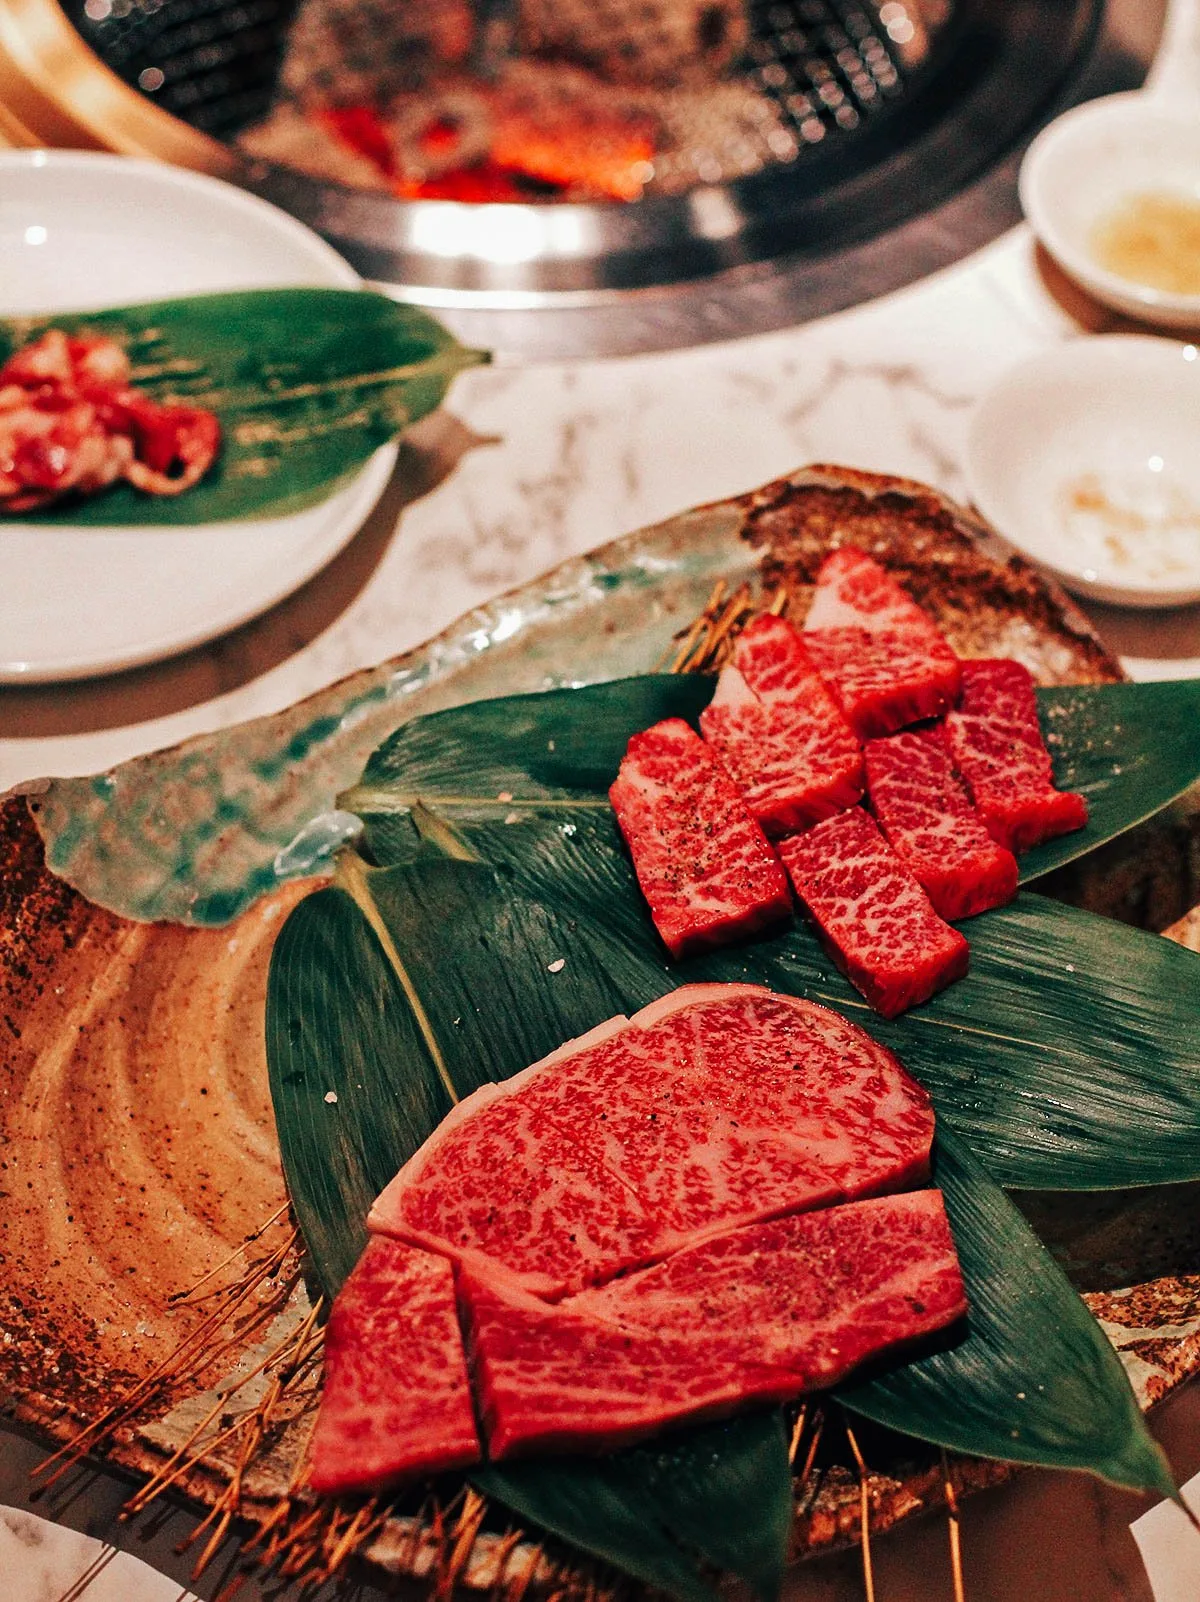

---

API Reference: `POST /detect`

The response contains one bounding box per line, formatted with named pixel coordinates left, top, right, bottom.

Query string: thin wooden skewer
left=788, top=1403, right=809, bottom=1465
left=844, top=1418, right=876, bottom=1602
left=798, top=1406, right=825, bottom=1486
left=942, top=1449, right=965, bottom=1602
left=168, top=1204, right=292, bottom=1304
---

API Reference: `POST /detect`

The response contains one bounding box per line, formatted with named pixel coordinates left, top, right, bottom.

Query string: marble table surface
left=4, top=1, right=1200, bottom=1596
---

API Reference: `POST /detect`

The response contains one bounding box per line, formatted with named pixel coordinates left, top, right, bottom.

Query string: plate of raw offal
left=0, top=152, right=482, bottom=681
left=5, top=465, right=1200, bottom=1601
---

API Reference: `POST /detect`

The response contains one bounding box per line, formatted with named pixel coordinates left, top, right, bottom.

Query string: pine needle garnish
left=663, top=580, right=790, bottom=675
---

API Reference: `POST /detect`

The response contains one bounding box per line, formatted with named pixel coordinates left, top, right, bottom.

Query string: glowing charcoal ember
left=306, top=1237, right=480, bottom=1494
left=369, top=984, right=935, bottom=1300
left=464, top=1191, right=967, bottom=1459
left=945, top=660, right=1089, bottom=854
left=608, top=717, right=792, bottom=958
left=779, top=808, right=969, bottom=1017
left=864, top=728, right=1019, bottom=921
left=700, top=617, right=863, bottom=835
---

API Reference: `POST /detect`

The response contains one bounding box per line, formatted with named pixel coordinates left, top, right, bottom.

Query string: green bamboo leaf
left=474, top=1411, right=793, bottom=1602
left=1, top=289, right=486, bottom=525
left=1022, top=679, right=1200, bottom=882
left=840, top=1130, right=1175, bottom=1499
left=264, top=851, right=1177, bottom=1584
left=264, top=877, right=450, bottom=1294
left=854, top=895, right=1200, bottom=1189
left=265, top=855, right=792, bottom=1602
left=344, top=675, right=1200, bottom=1192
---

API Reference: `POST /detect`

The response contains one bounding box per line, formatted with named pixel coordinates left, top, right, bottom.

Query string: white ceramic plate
left=0, top=152, right=397, bottom=682
left=965, top=336, right=1200, bottom=609
left=1019, top=93, right=1200, bottom=329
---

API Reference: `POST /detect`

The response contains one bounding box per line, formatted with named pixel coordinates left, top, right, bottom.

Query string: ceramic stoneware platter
left=4, top=465, right=1200, bottom=1599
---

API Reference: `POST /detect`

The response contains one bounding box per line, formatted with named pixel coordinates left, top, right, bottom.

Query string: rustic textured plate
left=3, top=464, right=1199, bottom=1595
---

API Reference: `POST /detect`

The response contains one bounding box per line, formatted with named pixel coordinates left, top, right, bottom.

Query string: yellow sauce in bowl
left=1089, top=191, right=1200, bottom=296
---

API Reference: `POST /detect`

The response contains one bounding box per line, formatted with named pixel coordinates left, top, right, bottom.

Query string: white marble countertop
left=4, top=2, right=1200, bottom=1597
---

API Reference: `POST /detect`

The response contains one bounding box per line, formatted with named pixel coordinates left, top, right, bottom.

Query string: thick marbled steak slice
left=780, top=809, right=969, bottom=1017
left=945, top=660, right=1089, bottom=854
left=369, top=985, right=935, bottom=1299
left=865, top=728, right=1018, bottom=922
left=700, top=615, right=863, bottom=835
left=307, top=1237, right=481, bottom=1493
left=465, top=1190, right=967, bottom=1458
left=608, top=717, right=792, bottom=958
left=802, top=549, right=961, bottom=738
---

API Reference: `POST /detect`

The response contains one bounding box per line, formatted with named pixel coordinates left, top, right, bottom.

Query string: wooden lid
left=0, top=0, right=235, bottom=169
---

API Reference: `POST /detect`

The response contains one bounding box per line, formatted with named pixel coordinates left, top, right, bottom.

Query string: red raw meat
left=865, top=727, right=1018, bottom=921
left=700, top=615, right=863, bottom=835
left=464, top=1190, right=966, bottom=1458
left=0, top=329, right=220, bottom=510
left=801, top=549, right=961, bottom=738
left=608, top=717, right=792, bottom=958
left=370, top=984, right=935, bottom=1299
left=780, top=808, right=969, bottom=1017
left=306, top=1236, right=480, bottom=1493
left=801, top=626, right=962, bottom=739
left=804, top=545, right=942, bottom=635
left=945, top=660, right=1088, bottom=854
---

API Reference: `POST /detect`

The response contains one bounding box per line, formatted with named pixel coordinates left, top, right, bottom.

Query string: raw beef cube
left=801, top=625, right=962, bottom=739
left=865, top=727, right=1018, bottom=921
left=731, top=609, right=845, bottom=699
left=801, top=548, right=962, bottom=737
left=779, top=808, right=969, bottom=1017
left=307, top=1237, right=480, bottom=1494
left=803, top=546, right=944, bottom=634
left=370, top=984, right=934, bottom=1300
left=464, top=1190, right=967, bottom=1458
left=700, top=616, right=863, bottom=834
left=945, top=660, right=1089, bottom=854
left=609, top=717, right=792, bottom=958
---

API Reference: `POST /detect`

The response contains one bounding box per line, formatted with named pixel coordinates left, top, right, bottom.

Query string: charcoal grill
left=0, top=0, right=1166, bottom=353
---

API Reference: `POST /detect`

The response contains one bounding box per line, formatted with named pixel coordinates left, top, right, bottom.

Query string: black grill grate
left=59, top=0, right=945, bottom=162
left=59, top=0, right=301, bottom=136
left=746, top=0, right=918, bottom=145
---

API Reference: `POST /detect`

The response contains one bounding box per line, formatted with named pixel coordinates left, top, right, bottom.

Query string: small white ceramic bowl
left=965, top=336, right=1200, bottom=609
left=1019, top=92, right=1200, bottom=329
